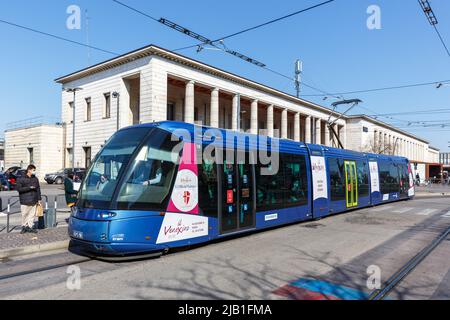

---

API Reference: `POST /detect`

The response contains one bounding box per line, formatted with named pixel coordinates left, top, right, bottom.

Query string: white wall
left=345, top=118, right=432, bottom=162
left=4, top=125, right=63, bottom=180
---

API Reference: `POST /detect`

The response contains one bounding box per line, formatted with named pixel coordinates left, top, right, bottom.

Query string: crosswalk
left=392, top=207, right=413, bottom=214
left=373, top=205, right=449, bottom=219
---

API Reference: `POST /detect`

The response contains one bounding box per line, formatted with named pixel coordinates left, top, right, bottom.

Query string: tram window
left=116, top=129, right=181, bottom=210
left=256, top=153, right=308, bottom=210
left=328, top=157, right=345, bottom=201
left=379, top=161, right=400, bottom=194
left=398, top=164, right=409, bottom=194
left=379, top=161, right=390, bottom=194
left=256, top=153, right=283, bottom=210
left=356, top=161, right=370, bottom=198
left=389, top=164, right=400, bottom=193
left=282, top=154, right=308, bottom=206
left=198, top=147, right=218, bottom=218
left=79, top=127, right=150, bottom=209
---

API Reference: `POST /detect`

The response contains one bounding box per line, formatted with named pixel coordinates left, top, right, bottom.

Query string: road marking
left=442, top=211, right=450, bottom=218
left=373, top=205, right=392, bottom=212
left=416, top=209, right=438, bottom=216
left=392, top=207, right=413, bottom=214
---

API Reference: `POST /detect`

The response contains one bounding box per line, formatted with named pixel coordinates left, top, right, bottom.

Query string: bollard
left=45, top=208, right=57, bottom=228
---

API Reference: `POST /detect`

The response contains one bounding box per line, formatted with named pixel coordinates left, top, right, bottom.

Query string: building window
left=68, top=101, right=74, bottom=124
left=328, top=157, right=345, bottom=201
left=66, top=148, right=73, bottom=168
left=85, top=98, right=92, bottom=122
left=167, top=102, right=175, bottom=121
left=104, top=93, right=111, bottom=119
left=28, top=147, right=34, bottom=164
left=83, top=147, right=92, bottom=169
left=363, top=127, right=369, bottom=133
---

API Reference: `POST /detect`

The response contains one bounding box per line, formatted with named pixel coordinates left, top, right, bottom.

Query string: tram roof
left=122, top=121, right=409, bottom=162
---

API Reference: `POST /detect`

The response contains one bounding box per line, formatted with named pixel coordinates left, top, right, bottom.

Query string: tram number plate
left=72, top=230, right=84, bottom=239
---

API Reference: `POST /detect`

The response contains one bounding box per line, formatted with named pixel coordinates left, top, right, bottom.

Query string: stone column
left=184, top=80, right=195, bottom=124
left=315, top=119, right=322, bottom=145
left=294, top=112, right=301, bottom=142
left=305, top=115, right=311, bottom=143
left=267, top=105, right=274, bottom=137
left=232, top=94, right=239, bottom=131
left=250, top=99, right=258, bottom=135
left=281, top=109, right=288, bottom=139
left=324, top=124, right=330, bottom=146
left=210, top=88, right=219, bottom=128
left=374, top=130, right=378, bottom=151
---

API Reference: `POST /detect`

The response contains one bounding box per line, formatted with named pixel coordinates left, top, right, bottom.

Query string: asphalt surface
left=0, top=195, right=449, bottom=300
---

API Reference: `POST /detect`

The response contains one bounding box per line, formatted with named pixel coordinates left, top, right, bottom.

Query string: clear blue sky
left=1, top=0, right=449, bottom=151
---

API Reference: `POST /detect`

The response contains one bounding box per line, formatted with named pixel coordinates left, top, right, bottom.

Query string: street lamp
left=64, top=87, right=83, bottom=173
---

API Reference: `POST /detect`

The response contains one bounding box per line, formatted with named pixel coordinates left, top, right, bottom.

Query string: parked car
left=4, top=167, right=27, bottom=190
left=44, top=168, right=86, bottom=185
left=0, top=173, right=9, bottom=191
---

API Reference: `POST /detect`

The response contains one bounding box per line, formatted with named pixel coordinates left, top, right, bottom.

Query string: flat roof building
left=4, top=120, right=63, bottom=180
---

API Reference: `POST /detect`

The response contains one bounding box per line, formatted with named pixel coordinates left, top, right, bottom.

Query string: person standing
left=16, top=164, right=41, bottom=234
left=64, top=173, right=78, bottom=207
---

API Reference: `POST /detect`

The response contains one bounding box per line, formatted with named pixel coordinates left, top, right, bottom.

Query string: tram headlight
left=98, top=212, right=117, bottom=219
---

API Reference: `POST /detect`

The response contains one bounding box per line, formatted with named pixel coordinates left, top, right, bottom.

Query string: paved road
left=0, top=196, right=449, bottom=300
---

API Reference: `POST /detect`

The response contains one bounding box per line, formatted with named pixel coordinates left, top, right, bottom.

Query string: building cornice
left=55, top=44, right=345, bottom=119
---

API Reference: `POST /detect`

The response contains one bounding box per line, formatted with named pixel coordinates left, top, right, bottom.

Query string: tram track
left=369, top=224, right=450, bottom=300
left=0, top=257, right=93, bottom=282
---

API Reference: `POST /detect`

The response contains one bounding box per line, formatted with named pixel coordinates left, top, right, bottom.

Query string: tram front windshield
left=78, top=127, right=181, bottom=210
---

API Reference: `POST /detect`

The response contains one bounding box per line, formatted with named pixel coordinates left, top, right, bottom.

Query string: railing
left=5, top=116, right=62, bottom=131
left=1, top=195, right=70, bottom=233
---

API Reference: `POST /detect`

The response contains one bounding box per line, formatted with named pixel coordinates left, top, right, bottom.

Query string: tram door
left=220, top=151, right=256, bottom=234
left=344, top=161, right=358, bottom=208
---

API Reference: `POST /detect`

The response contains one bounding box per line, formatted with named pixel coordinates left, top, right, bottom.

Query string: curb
left=0, top=240, right=69, bottom=260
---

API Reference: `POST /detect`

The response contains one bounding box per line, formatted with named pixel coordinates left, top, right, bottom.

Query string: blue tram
left=68, top=121, right=415, bottom=258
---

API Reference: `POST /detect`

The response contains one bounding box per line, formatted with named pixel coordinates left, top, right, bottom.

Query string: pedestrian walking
left=16, top=164, right=41, bottom=234
left=64, top=173, right=79, bottom=207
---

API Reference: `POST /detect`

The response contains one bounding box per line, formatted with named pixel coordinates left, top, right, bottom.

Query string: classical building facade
left=346, top=115, right=432, bottom=162
left=51, top=44, right=439, bottom=174
left=55, top=45, right=347, bottom=168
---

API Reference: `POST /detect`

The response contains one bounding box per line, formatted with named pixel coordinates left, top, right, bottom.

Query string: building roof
left=55, top=44, right=344, bottom=118
left=347, top=115, right=430, bottom=144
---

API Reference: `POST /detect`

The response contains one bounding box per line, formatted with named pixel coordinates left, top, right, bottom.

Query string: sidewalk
left=0, top=227, right=69, bottom=260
